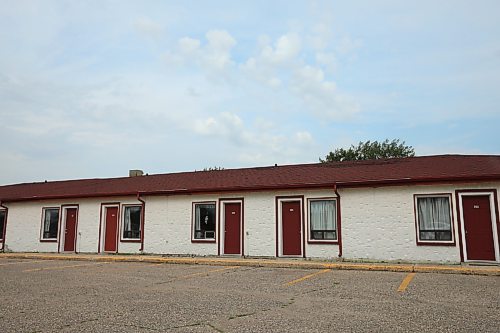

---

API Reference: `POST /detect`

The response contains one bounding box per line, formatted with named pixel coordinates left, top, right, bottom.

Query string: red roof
left=1, top=155, right=499, bottom=202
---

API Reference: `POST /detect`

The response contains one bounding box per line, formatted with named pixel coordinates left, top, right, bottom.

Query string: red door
left=104, top=207, right=118, bottom=252
left=462, top=196, right=495, bottom=261
left=282, top=201, right=302, bottom=256
left=63, top=208, right=77, bottom=252
left=224, top=203, right=241, bottom=255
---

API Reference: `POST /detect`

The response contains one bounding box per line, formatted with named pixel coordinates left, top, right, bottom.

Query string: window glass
left=42, top=208, right=59, bottom=239
left=0, top=210, right=5, bottom=239
left=417, top=196, right=452, bottom=241
left=310, top=200, right=337, bottom=240
left=123, top=206, right=141, bottom=239
left=194, top=203, right=216, bottom=240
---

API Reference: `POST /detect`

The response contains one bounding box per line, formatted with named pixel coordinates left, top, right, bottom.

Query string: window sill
left=308, top=240, right=339, bottom=245
left=416, top=241, right=456, bottom=246
left=191, top=239, right=216, bottom=243
left=121, top=238, right=141, bottom=243
left=40, top=239, right=57, bottom=243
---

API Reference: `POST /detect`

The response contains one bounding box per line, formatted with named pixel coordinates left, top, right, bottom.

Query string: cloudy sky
left=1, top=0, right=499, bottom=185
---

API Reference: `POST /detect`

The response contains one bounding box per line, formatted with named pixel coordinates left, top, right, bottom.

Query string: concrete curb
left=1, top=253, right=499, bottom=276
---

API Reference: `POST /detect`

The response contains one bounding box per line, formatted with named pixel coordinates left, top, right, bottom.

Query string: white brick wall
left=341, top=182, right=500, bottom=263
left=2, top=182, right=499, bottom=263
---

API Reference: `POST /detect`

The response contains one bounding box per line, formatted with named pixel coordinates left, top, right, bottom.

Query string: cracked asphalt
left=0, top=258, right=499, bottom=332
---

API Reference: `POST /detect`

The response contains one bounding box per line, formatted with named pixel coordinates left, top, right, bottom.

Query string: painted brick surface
left=2, top=183, right=499, bottom=263
left=144, top=195, right=217, bottom=256
left=342, top=182, right=500, bottom=263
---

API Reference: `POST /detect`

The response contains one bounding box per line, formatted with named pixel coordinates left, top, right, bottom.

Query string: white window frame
left=192, top=201, right=217, bottom=242
left=219, top=199, right=243, bottom=255
left=307, top=198, right=338, bottom=243
left=58, top=205, right=79, bottom=252
left=40, top=207, right=61, bottom=241
left=414, top=194, right=454, bottom=245
left=277, top=197, right=304, bottom=258
left=121, top=205, right=142, bottom=241
left=457, top=191, right=500, bottom=263
left=99, top=203, right=120, bottom=254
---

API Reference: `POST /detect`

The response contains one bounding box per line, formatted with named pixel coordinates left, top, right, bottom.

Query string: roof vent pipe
left=129, top=170, right=144, bottom=177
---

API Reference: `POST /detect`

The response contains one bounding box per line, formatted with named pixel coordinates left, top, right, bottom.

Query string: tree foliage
left=202, top=166, right=225, bottom=171
left=320, top=139, right=415, bottom=162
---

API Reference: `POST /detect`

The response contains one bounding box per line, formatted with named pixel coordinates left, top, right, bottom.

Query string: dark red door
left=282, top=201, right=302, bottom=256
left=462, top=196, right=495, bottom=261
left=224, top=203, right=241, bottom=255
left=63, top=208, right=77, bottom=252
left=104, top=207, right=118, bottom=252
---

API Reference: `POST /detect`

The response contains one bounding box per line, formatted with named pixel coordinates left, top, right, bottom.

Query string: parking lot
left=0, top=258, right=498, bottom=332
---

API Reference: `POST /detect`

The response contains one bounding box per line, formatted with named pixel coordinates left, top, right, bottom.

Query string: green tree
left=202, top=166, right=225, bottom=171
left=320, top=139, right=415, bottom=162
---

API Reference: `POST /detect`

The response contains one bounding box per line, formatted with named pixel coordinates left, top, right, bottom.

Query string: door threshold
left=463, top=261, right=499, bottom=266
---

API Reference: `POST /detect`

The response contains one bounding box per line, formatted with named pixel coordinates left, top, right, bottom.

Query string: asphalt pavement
left=0, top=257, right=499, bottom=332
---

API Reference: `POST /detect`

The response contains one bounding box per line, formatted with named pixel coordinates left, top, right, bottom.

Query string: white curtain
left=310, top=200, right=336, bottom=231
left=124, top=208, right=132, bottom=233
left=417, top=197, right=451, bottom=230
left=44, top=209, right=56, bottom=232
left=195, top=205, right=202, bottom=231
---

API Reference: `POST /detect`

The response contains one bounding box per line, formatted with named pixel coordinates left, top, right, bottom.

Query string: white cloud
left=192, top=112, right=243, bottom=138
left=336, top=36, right=362, bottom=55
left=291, top=65, right=359, bottom=119
left=204, top=30, right=237, bottom=70
left=165, top=30, right=237, bottom=79
left=134, top=17, right=164, bottom=39
left=260, top=33, right=301, bottom=65
left=295, top=131, right=314, bottom=145
left=178, top=37, right=201, bottom=54
left=315, top=52, right=337, bottom=73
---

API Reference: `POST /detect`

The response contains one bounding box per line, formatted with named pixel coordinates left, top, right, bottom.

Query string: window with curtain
left=416, top=196, right=452, bottom=242
left=309, top=199, right=337, bottom=240
left=123, top=206, right=142, bottom=240
left=41, top=208, right=60, bottom=240
left=193, top=203, right=216, bottom=240
left=0, top=210, right=5, bottom=240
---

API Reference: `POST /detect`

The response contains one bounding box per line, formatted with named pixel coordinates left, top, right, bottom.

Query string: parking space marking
left=178, top=266, right=240, bottom=279
left=23, top=262, right=110, bottom=273
left=284, top=268, right=331, bottom=287
left=0, top=260, right=54, bottom=266
left=397, top=273, right=416, bottom=292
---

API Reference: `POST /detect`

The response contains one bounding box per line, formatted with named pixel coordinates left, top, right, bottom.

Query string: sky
left=1, top=0, right=499, bottom=185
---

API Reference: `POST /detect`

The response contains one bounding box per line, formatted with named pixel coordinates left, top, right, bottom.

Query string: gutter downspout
left=333, top=184, right=342, bottom=259
left=0, top=201, right=8, bottom=252
left=136, top=193, right=146, bottom=253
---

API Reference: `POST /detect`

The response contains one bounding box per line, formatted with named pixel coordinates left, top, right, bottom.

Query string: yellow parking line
left=23, top=262, right=110, bottom=273
left=285, top=268, right=331, bottom=287
left=178, top=266, right=240, bottom=279
left=0, top=260, right=54, bottom=266
left=398, top=273, right=416, bottom=292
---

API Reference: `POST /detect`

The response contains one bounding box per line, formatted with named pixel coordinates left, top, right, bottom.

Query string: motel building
left=0, top=155, right=499, bottom=264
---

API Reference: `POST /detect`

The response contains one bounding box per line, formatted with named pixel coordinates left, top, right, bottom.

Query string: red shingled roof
left=1, top=155, right=499, bottom=202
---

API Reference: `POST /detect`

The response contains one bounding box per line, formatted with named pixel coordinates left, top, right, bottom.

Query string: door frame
left=456, top=190, right=500, bottom=263
left=218, top=198, right=244, bottom=256
left=98, top=203, right=120, bottom=254
left=276, top=196, right=305, bottom=258
left=58, top=205, right=79, bottom=253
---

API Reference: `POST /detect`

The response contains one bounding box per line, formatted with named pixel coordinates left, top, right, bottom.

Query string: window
left=0, top=210, right=5, bottom=240
left=309, top=199, right=337, bottom=241
left=122, top=205, right=142, bottom=240
left=193, top=202, right=216, bottom=240
left=415, top=195, right=453, bottom=243
left=41, top=208, right=60, bottom=240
